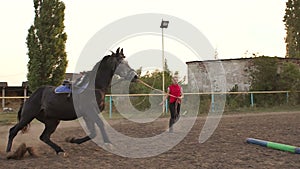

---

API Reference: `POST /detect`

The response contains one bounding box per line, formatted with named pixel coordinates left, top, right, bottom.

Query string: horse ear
left=110, top=50, right=115, bottom=55
left=116, top=47, right=120, bottom=54
left=120, top=48, right=123, bottom=54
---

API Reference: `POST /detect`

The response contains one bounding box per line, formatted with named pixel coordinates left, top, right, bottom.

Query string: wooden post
left=22, top=81, right=28, bottom=103
left=2, top=87, right=4, bottom=108
left=24, top=87, right=27, bottom=102
left=0, top=82, right=7, bottom=110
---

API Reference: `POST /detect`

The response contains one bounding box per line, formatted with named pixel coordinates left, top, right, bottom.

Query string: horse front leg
left=66, top=115, right=96, bottom=144
left=40, top=119, right=64, bottom=154
left=66, top=113, right=111, bottom=145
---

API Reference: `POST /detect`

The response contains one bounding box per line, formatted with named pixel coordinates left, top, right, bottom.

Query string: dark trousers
left=169, top=102, right=181, bottom=128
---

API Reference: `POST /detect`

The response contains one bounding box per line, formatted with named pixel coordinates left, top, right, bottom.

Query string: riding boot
left=175, top=113, right=180, bottom=123
left=169, top=118, right=174, bottom=133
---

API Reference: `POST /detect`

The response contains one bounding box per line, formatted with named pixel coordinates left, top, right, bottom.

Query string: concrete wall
left=186, top=58, right=300, bottom=92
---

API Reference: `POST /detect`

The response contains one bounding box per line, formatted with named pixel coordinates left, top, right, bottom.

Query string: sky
left=0, top=0, right=288, bottom=86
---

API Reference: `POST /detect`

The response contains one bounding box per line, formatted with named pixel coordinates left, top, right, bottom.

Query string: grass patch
left=0, top=112, right=17, bottom=125
left=225, top=104, right=300, bottom=114
left=1, top=105, right=299, bottom=126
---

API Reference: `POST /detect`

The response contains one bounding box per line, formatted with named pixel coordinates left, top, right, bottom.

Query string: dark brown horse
left=6, top=48, right=138, bottom=155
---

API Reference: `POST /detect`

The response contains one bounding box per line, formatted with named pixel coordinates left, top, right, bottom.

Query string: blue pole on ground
left=286, top=92, right=289, bottom=104
left=246, top=138, right=300, bottom=154
left=109, top=96, right=112, bottom=118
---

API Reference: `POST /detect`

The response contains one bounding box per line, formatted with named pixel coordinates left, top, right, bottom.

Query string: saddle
left=54, top=81, right=72, bottom=94
left=54, top=74, right=90, bottom=94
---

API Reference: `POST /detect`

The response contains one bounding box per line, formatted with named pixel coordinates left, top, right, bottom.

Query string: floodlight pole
left=162, top=25, right=165, bottom=113
left=160, top=19, right=169, bottom=113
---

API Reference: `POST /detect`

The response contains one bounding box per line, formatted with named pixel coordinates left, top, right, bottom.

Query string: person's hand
left=159, top=101, right=164, bottom=106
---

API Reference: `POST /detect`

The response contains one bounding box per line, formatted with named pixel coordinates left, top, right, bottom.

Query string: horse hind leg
left=6, top=117, right=34, bottom=152
left=40, top=119, right=64, bottom=154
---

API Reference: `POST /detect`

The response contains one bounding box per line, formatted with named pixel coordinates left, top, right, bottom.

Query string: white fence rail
left=1, top=91, right=299, bottom=117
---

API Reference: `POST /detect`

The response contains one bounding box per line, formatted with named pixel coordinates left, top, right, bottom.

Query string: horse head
left=113, top=48, right=138, bottom=82
left=93, top=47, right=138, bottom=89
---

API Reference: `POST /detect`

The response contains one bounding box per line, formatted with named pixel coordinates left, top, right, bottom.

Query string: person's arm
left=160, top=88, right=170, bottom=105
left=179, top=86, right=184, bottom=99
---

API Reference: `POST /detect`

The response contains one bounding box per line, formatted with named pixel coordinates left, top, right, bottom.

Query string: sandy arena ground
left=0, top=111, right=300, bottom=169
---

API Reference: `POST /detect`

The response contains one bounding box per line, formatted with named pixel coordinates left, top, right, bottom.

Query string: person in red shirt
left=160, top=76, right=184, bottom=132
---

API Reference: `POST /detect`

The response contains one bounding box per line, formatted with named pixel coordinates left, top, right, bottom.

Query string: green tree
left=27, top=0, right=68, bottom=91
left=250, top=56, right=300, bottom=106
left=250, top=56, right=279, bottom=91
left=284, top=0, right=300, bottom=58
left=278, top=62, right=300, bottom=105
left=250, top=56, right=280, bottom=106
left=129, top=63, right=174, bottom=111
left=278, top=62, right=300, bottom=91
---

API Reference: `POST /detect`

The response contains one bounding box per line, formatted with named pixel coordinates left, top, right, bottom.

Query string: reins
left=138, top=79, right=181, bottom=116
left=70, top=78, right=179, bottom=99
left=137, top=79, right=179, bottom=99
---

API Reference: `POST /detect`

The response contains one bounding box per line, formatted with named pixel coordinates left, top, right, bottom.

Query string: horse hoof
left=104, top=143, right=114, bottom=151
left=58, top=152, right=69, bottom=158
left=65, top=137, right=74, bottom=143
left=6, top=143, right=27, bottom=160
left=6, top=152, right=14, bottom=160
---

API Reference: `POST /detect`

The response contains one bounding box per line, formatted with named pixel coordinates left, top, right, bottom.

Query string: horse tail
left=18, top=102, right=30, bottom=133
left=17, top=102, right=23, bottom=122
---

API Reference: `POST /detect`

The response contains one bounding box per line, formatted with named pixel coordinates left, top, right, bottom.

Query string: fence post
left=22, top=82, right=28, bottom=103
left=2, top=87, right=5, bottom=108
left=165, top=98, right=168, bottom=114
left=23, top=87, right=27, bottom=103
left=286, top=92, right=289, bottom=104
left=109, top=96, right=112, bottom=119
left=211, top=94, right=215, bottom=112
left=250, top=93, right=254, bottom=107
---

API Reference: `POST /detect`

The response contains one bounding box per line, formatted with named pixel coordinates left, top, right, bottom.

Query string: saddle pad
left=55, top=85, right=72, bottom=94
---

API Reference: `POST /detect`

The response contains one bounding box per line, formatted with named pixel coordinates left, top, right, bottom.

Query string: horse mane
left=91, top=47, right=124, bottom=72
left=91, top=54, right=112, bottom=72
